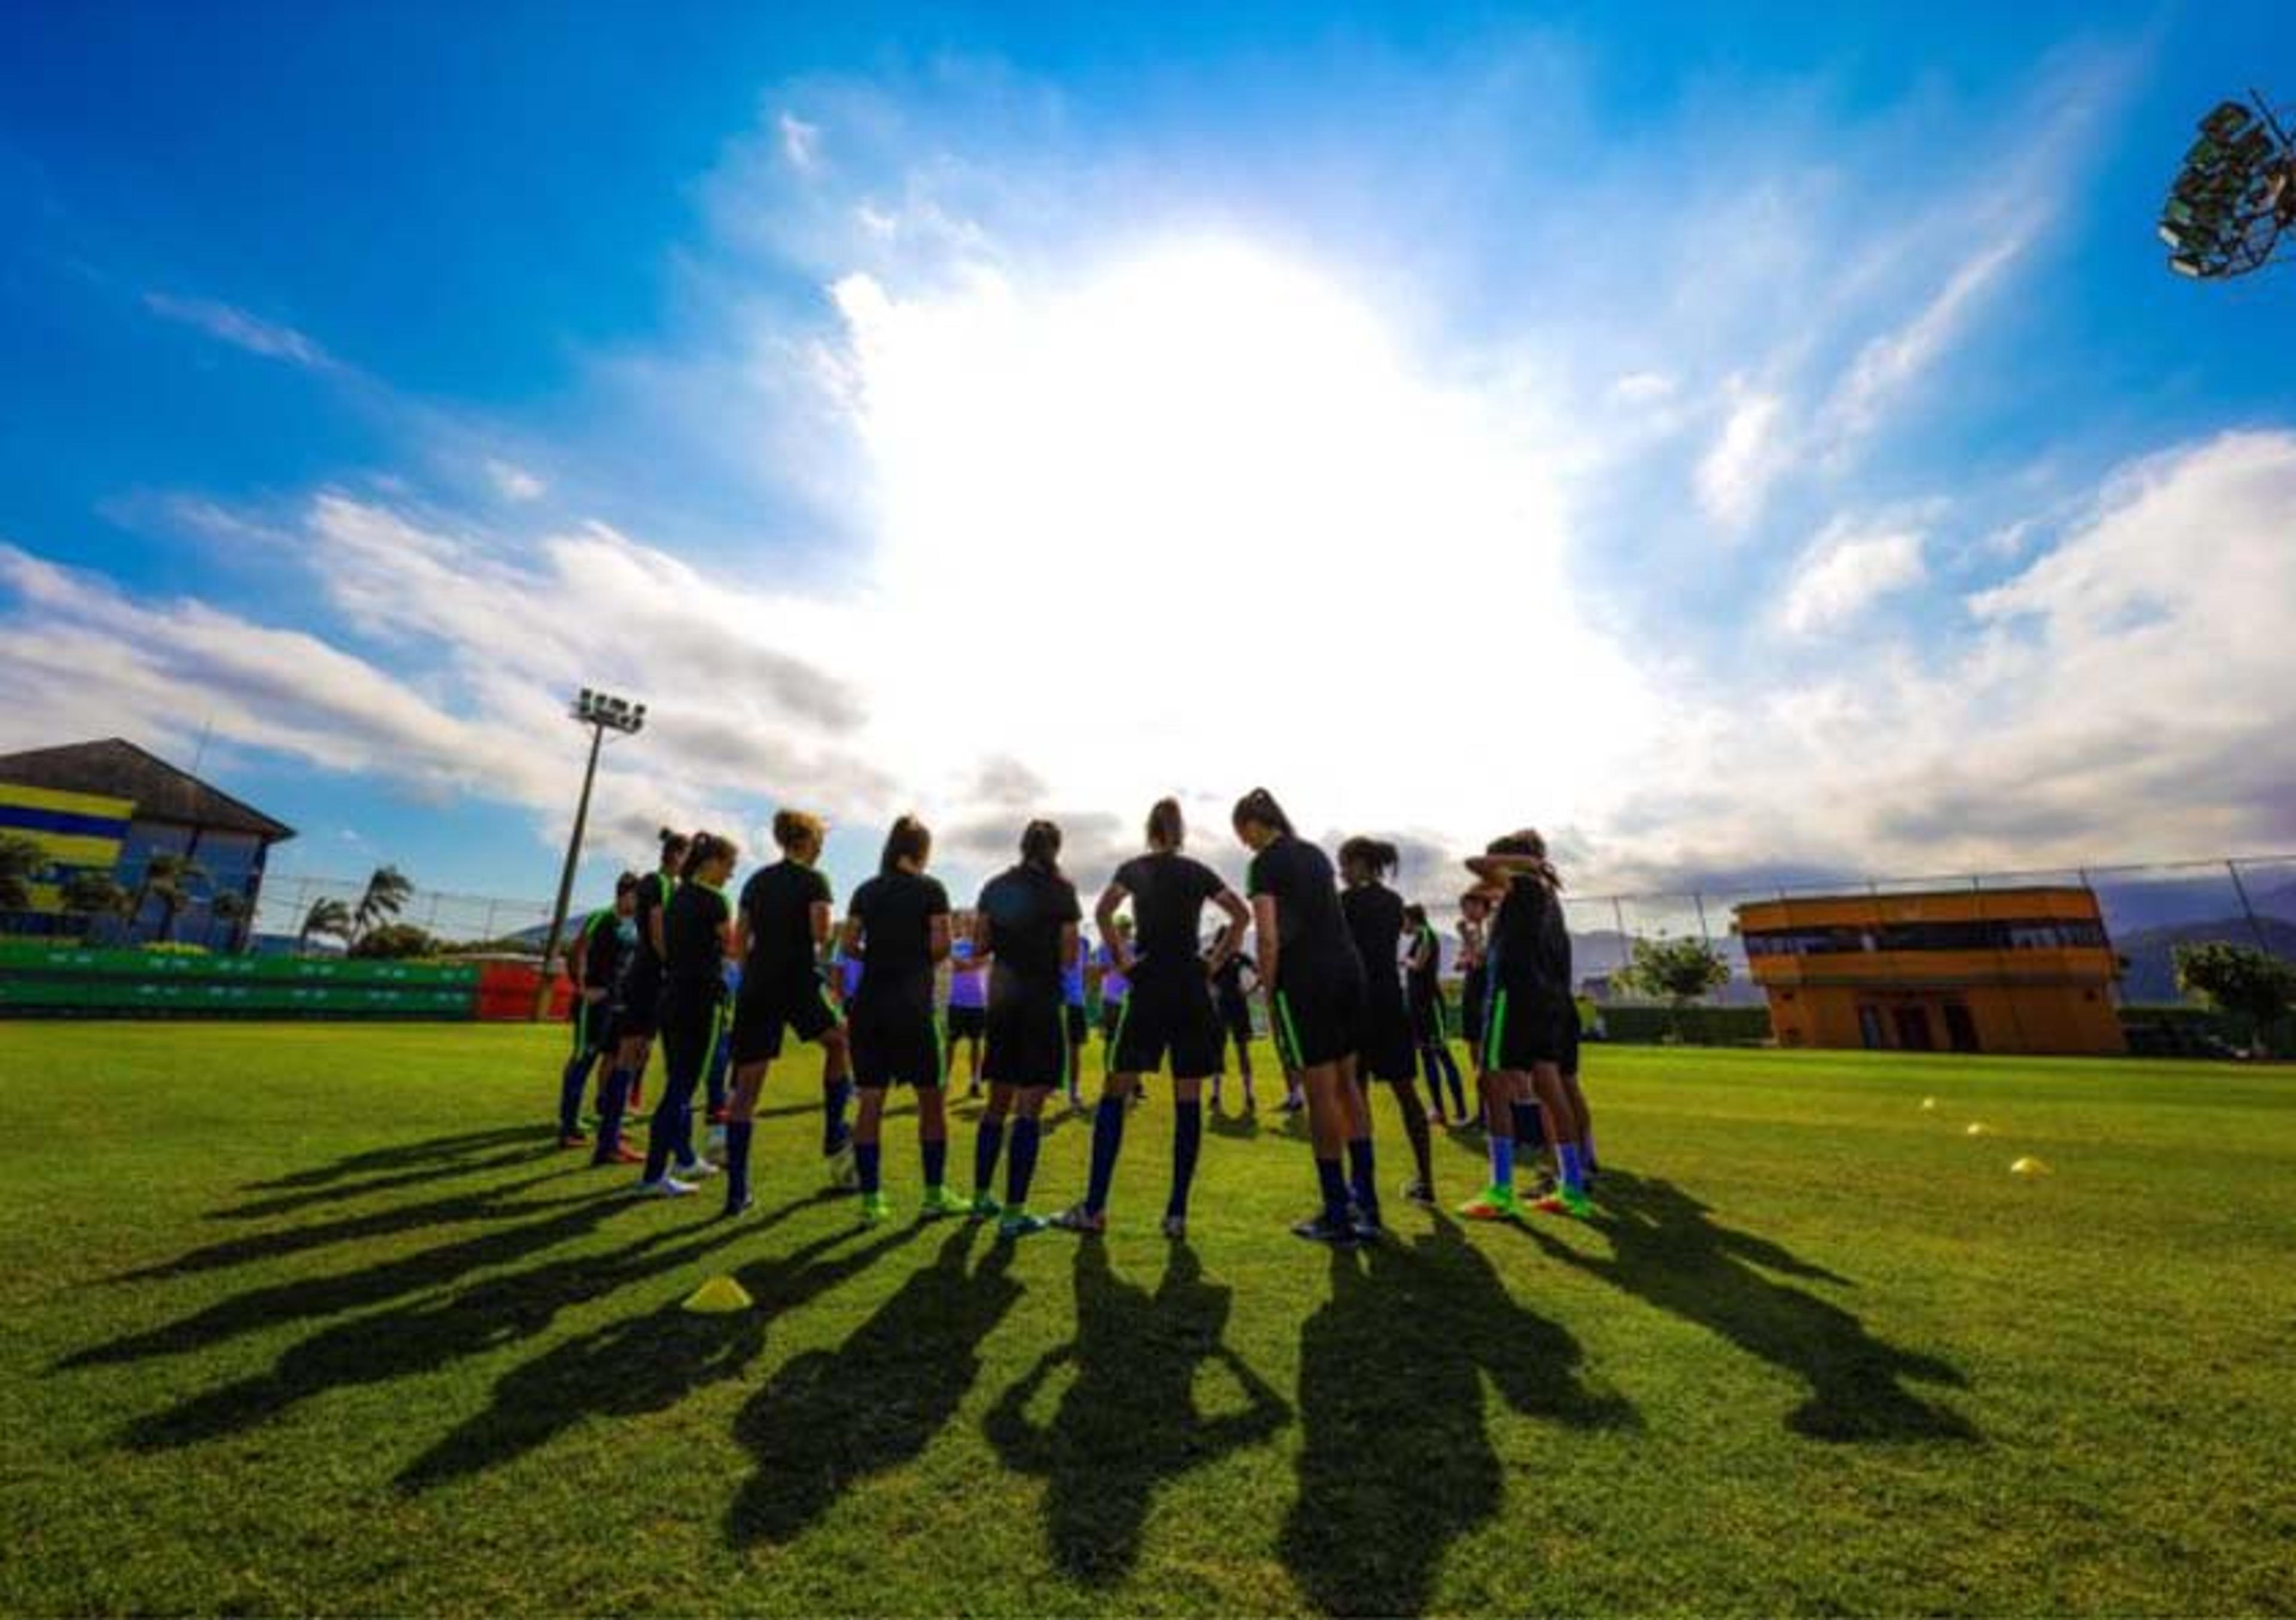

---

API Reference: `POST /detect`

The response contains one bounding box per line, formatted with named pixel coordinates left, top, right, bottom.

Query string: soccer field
left=3, top=1025, right=2292, bottom=1617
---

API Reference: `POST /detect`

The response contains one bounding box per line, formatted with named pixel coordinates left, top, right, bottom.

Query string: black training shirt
left=1406, top=921, right=1443, bottom=995
left=1113, top=851, right=1228, bottom=980
left=630, top=869, right=673, bottom=973
left=579, top=907, right=624, bottom=990
left=1488, top=875, right=1571, bottom=995
left=661, top=880, right=730, bottom=986
left=1341, top=884, right=1407, bottom=992
left=1245, top=836, right=1360, bottom=985
left=741, top=859, right=832, bottom=981
left=977, top=863, right=1082, bottom=1004
left=848, top=870, right=951, bottom=1005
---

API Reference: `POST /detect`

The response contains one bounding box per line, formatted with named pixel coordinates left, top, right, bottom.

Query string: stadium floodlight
left=535, top=684, right=647, bottom=1017
left=2158, top=89, right=2296, bottom=282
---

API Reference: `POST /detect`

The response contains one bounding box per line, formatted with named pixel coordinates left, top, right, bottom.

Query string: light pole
left=532, top=687, right=648, bottom=1019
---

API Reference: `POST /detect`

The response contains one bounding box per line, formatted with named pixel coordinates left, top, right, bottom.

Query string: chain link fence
left=249, top=873, right=554, bottom=953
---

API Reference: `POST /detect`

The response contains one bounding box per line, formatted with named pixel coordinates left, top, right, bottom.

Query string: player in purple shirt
left=947, top=922, right=989, bottom=1098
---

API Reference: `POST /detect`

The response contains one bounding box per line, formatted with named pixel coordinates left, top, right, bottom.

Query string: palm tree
left=298, top=897, right=354, bottom=955
left=0, top=833, right=42, bottom=913
left=58, top=870, right=129, bottom=942
left=210, top=889, right=252, bottom=953
left=141, top=852, right=209, bottom=944
left=352, top=864, right=414, bottom=943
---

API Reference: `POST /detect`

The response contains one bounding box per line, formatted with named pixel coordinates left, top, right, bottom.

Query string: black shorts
left=613, top=964, right=663, bottom=1040
left=1269, top=970, right=1363, bottom=1071
left=1065, top=1003, right=1089, bottom=1049
left=1100, top=998, right=1126, bottom=1040
left=849, top=994, right=944, bottom=1089
left=1217, top=996, right=1253, bottom=1041
left=1482, top=979, right=1572, bottom=1072
left=945, top=1004, right=987, bottom=1041
left=658, top=982, right=723, bottom=1083
left=1354, top=983, right=1417, bottom=1083
left=1112, top=971, right=1224, bottom=1078
left=569, top=994, right=617, bottom=1057
left=1561, top=998, right=1583, bottom=1078
left=981, top=995, right=1071, bottom=1089
left=1461, top=966, right=1489, bottom=1049
left=1408, top=985, right=1446, bottom=1045
left=729, top=973, right=842, bottom=1065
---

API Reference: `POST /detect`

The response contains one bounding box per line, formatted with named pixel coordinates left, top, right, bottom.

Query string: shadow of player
left=985, top=1242, right=1290, bottom=1585
left=238, top=1125, right=541, bottom=1193
left=1281, top=1220, right=1634, bottom=1618
left=725, top=1225, right=1023, bottom=1546
left=397, top=1213, right=919, bottom=1491
left=1524, top=1170, right=1973, bottom=1443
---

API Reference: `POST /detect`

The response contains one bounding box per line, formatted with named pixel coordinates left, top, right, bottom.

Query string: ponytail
left=1486, top=829, right=1563, bottom=892
left=1145, top=797, right=1184, bottom=851
left=658, top=826, right=691, bottom=869
left=680, top=830, right=737, bottom=881
left=1230, top=787, right=1294, bottom=840
left=880, top=815, right=932, bottom=876
left=1339, top=836, right=1400, bottom=880
left=1020, top=818, right=1063, bottom=877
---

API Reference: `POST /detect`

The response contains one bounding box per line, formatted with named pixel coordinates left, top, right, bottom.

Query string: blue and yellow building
left=0, top=738, right=295, bottom=949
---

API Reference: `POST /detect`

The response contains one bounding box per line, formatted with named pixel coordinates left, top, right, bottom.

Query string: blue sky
left=4, top=0, right=2294, bottom=917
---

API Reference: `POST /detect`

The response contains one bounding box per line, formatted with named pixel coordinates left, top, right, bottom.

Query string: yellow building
left=1735, top=887, right=2124, bottom=1056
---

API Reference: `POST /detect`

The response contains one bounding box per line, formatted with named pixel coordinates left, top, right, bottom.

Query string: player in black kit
left=1339, top=839, right=1438, bottom=1206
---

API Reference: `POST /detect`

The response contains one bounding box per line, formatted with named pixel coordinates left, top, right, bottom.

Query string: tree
left=2173, top=941, right=2296, bottom=1057
left=297, top=897, right=354, bottom=955
left=349, top=921, right=437, bottom=960
left=210, top=889, right=251, bottom=953
left=139, top=852, right=209, bottom=943
left=353, top=864, right=414, bottom=943
left=57, top=870, right=129, bottom=939
left=0, top=833, right=43, bottom=913
left=1618, top=933, right=1733, bottom=1042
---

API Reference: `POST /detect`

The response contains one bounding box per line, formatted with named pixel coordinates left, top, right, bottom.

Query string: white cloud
left=1778, top=519, right=1929, bottom=636
left=1610, top=371, right=1677, bottom=405
left=143, top=292, right=334, bottom=370
left=1696, top=386, right=1784, bottom=531
left=1825, top=231, right=2028, bottom=447
left=778, top=112, right=822, bottom=175
left=484, top=459, right=546, bottom=501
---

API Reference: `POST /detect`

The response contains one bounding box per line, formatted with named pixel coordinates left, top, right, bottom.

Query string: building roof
left=0, top=738, right=296, bottom=842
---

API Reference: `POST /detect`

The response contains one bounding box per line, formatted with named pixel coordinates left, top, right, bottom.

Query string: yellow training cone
left=1965, top=1121, right=1990, bottom=1136
left=1920, top=1097, right=1938, bottom=1112
left=2010, top=1156, right=2051, bottom=1176
left=682, top=1276, right=753, bottom=1315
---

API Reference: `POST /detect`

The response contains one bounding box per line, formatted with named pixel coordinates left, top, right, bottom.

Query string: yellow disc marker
left=1965, top=1122, right=1990, bottom=1137
left=682, top=1276, right=755, bottom=1315
left=1920, top=1097, right=1938, bottom=1112
left=2010, top=1156, right=2051, bottom=1176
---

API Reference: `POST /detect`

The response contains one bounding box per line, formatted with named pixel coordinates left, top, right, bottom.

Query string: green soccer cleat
left=1456, top=1185, right=1521, bottom=1221
left=1531, top=1188, right=1594, bottom=1220
left=859, top=1191, right=894, bottom=1225
left=918, top=1184, right=970, bottom=1220
left=967, top=1190, right=1004, bottom=1221
left=997, top=1210, right=1047, bottom=1240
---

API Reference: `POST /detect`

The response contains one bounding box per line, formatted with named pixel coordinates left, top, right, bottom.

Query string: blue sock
left=823, top=1079, right=853, bottom=1153
left=724, top=1121, right=755, bottom=1209
left=1346, top=1137, right=1379, bottom=1221
left=1314, top=1156, right=1349, bottom=1225
left=558, top=1054, right=595, bottom=1136
left=1512, top=1099, right=1546, bottom=1153
left=855, top=1141, right=882, bottom=1195
left=1006, top=1115, right=1041, bottom=1209
left=1085, top=1096, right=1126, bottom=1214
left=591, top=1068, right=631, bottom=1160
left=922, top=1135, right=947, bottom=1191
left=973, top=1117, right=1006, bottom=1196
left=1557, top=1141, right=1585, bottom=1196
left=1489, top=1129, right=1516, bottom=1191
left=1168, top=1101, right=1202, bottom=1219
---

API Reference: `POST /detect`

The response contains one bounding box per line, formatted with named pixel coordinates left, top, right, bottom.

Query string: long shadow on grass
left=1283, top=1219, right=1634, bottom=1619
left=240, top=1125, right=541, bottom=1191
left=118, top=1202, right=792, bottom=1451
left=1523, top=1171, right=1974, bottom=1443
left=63, top=1185, right=639, bottom=1369
left=726, top=1224, right=1023, bottom=1546
left=397, top=1212, right=920, bottom=1491
left=986, top=1242, right=1289, bottom=1586
left=211, top=1144, right=555, bottom=1222
left=114, top=1169, right=581, bottom=1282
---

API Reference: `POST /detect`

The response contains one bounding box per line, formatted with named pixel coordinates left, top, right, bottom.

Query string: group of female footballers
left=549, top=792, right=1596, bottom=1245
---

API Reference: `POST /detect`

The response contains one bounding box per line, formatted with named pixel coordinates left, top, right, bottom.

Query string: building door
left=1857, top=1004, right=1886, bottom=1050
left=1942, top=1003, right=1980, bottom=1053
left=1892, top=1005, right=1935, bottom=1052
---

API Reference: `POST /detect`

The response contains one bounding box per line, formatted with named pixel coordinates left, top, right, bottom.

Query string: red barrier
left=472, top=959, right=573, bottom=1022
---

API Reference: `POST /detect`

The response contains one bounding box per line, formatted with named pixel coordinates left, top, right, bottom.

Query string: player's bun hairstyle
left=1230, top=787, right=1294, bottom=839
left=657, top=827, right=692, bottom=864
left=1146, top=797, right=1185, bottom=851
left=1486, top=829, right=1562, bottom=891
left=880, top=815, right=932, bottom=875
left=1338, top=836, right=1400, bottom=879
left=680, top=831, right=738, bottom=880
left=773, top=809, right=826, bottom=852
left=1020, top=818, right=1064, bottom=876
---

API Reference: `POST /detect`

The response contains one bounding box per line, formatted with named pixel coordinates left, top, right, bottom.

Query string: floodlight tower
left=2158, top=91, right=2296, bottom=281
left=532, top=687, right=648, bottom=1019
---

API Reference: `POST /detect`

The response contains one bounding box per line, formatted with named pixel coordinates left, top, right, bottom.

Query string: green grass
left=4, top=1023, right=2294, bottom=1617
